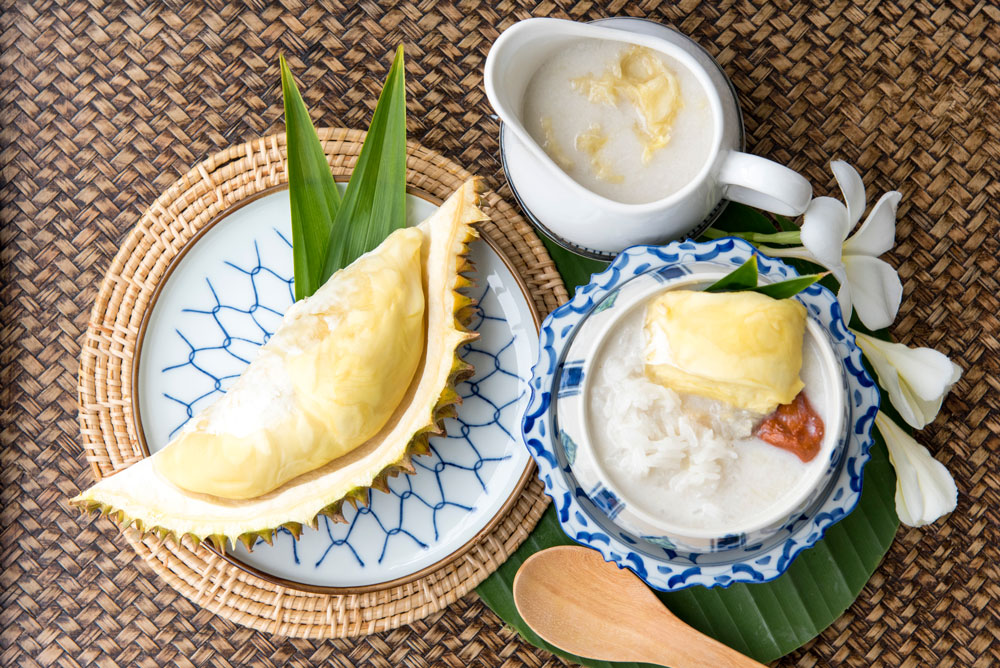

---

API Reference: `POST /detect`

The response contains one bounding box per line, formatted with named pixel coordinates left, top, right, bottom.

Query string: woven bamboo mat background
left=2, top=1, right=998, bottom=666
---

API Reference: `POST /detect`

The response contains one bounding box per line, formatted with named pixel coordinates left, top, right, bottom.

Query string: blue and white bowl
left=522, top=237, right=880, bottom=590
left=559, top=263, right=848, bottom=553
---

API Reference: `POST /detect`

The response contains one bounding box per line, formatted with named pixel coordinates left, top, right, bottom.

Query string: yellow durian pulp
left=72, top=180, right=486, bottom=548
left=643, top=289, right=806, bottom=414
left=572, top=45, right=683, bottom=164
left=155, top=227, right=426, bottom=499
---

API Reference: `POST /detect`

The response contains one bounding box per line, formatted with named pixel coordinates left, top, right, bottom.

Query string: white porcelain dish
left=501, top=16, right=745, bottom=259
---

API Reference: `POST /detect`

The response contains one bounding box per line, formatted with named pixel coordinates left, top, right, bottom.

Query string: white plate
left=135, top=188, right=537, bottom=591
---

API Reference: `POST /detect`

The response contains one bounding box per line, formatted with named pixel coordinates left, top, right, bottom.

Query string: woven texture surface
left=2, top=1, right=998, bottom=666
left=74, top=128, right=556, bottom=639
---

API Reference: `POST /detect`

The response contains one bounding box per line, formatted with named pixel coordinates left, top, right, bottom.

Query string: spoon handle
left=646, top=610, right=768, bottom=668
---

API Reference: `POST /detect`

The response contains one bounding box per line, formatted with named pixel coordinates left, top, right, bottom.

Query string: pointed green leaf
left=752, top=273, right=826, bottom=299
left=705, top=255, right=758, bottom=292
left=704, top=256, right=823, bottom=300
left=281, top=55, right=342, bottom=301
left=321, top=46, right=408, bottom=280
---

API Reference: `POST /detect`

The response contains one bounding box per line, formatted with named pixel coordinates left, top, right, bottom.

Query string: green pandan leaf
left=705, top=256, right=824, bottom=300
left=280, top=55, right=342, bottom=301
left=705, top=255, right=758, bottom=292
left=322, top=45, right=408, bottom=279
left=753, top=273, right=826, bottom=299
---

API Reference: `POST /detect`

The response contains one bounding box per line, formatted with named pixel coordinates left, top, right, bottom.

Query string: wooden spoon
left=513, top=545, right=767, bottom=667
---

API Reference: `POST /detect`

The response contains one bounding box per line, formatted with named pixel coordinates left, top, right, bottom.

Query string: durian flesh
left=156, top=226, right=426, bottom=499
left=643, top=289, right=806, bottom=414
left=72, top=180, right=486, bottom=548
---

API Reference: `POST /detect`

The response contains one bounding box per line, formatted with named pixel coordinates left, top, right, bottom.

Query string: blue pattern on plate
left=521, top=237, right=880, bottom=591
left=587, top=483, right=625, bottom=520
left=559, top=429, right=579, bottom=466
left=557, top=360, right=586, bottom=398
left=160, top=228, right=524, bottom=573
left=163, top=234, right=296, bottom=435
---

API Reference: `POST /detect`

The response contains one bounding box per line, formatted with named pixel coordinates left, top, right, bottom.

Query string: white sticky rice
left=587, top=307, right=820, bottom=532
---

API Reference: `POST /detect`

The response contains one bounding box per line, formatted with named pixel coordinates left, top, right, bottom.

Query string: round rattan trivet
left=76, top=128, right=567, bottom=638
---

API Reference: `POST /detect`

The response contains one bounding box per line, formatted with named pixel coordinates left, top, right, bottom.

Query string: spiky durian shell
left=72, top=180, right=486, bottom=551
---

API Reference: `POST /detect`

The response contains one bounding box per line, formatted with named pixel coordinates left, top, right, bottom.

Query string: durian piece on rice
left=72, top=179, right=486, bottom=550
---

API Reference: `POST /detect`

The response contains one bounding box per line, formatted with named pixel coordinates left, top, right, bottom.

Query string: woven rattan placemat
left=2, top=1, right=998, bottom=666
left=75, top=127, right=558, bottom=638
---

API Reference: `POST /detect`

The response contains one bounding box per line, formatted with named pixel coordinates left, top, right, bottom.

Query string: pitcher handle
left=718, top=151, right=812, bottom=216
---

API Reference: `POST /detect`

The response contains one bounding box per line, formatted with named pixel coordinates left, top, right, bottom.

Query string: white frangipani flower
left=875, top=412, right=957, bottom=527
left=767, top=161, right=903, bottom=329
left=853, top=330, right=962, bottom=429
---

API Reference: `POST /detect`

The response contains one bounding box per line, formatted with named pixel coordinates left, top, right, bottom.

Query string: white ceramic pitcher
left=485, top=18, right=812, bottom=256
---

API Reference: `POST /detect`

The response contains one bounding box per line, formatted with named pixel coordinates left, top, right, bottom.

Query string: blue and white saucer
left=522, top=237, right=880, bottom=591
left=134, top=188, right=537, bottom=591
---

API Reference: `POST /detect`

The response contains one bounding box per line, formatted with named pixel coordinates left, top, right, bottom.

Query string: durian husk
left=71, top=179, right=486, bottom=551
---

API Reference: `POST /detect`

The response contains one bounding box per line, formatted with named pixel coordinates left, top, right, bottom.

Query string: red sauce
left=754, top=392, right=824, bottom=462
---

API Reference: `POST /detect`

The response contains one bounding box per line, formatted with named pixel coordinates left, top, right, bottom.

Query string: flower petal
left=875, top=413, right=957, bottom=527
left=831, top=160, right=866, bottom=227
left=843, top=191, right=901, bottom=257
left=842, top=254, right=902, bottom=329
left=800, top=196, right=850, bottom=266
left=854, top=331, right=962, bottom=428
